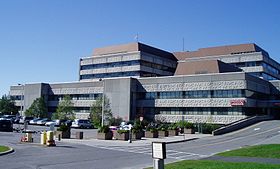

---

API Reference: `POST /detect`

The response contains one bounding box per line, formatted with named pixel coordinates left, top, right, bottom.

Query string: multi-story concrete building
left=79, top=43, right=177, bottom=80
left=9, top=42, right=280, bottom=124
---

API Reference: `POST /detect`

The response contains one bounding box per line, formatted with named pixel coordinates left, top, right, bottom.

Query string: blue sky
left=0, top=0, right=280, bottom=96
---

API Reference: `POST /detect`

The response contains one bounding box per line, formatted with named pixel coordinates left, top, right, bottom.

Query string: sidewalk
left=60, top=134, right=211, bottom=147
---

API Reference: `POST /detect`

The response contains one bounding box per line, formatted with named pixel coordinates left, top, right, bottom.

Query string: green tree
left=24, top=97, right=47, bottom=118
left=54, top=95, right=74, bottom=120
left=90, top=95, right=112, bottom=127
left=0, top=95, right=18, bottom=115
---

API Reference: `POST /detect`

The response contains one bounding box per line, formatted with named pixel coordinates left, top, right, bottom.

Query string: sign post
left=152, top=142, right=166, bottom=169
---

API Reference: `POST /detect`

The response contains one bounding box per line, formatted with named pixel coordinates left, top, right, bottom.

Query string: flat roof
left=92, top=42, right=177, bottom=61
left=174, top=43, right=268, bottom=60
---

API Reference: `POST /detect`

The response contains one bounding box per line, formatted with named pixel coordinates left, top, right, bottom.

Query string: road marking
left=88, top=144, right=206, bottom=160
left=182, top=126, right=280, bottom=150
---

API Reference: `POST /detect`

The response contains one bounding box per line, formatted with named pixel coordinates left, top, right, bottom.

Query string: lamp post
left=99, top=79, right=105, bottom=127
left=18, top=84, right=24, bottom=116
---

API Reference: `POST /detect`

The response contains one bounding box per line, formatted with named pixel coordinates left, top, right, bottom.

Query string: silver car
left=71, top=119, right=93, bottom=129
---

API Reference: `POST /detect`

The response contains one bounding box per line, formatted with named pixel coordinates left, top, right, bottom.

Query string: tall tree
left=24, top=97, right=47, bottom=118
left=54, top=95, right=74, bottom=120
left=90, top=95, right=112, bottom=127
left=0, top=95, right=18, bottom=115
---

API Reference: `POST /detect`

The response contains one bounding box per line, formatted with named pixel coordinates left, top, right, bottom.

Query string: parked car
left=1, top=115, right=16, bottom=123
left=36, top=118, right=51, bottom=125
left=0, top=119, right=13, bottom=132
left=71, top=119, right=93, bottom=129
left=45, top=120, right=57, bottom=126
left=19, top=116, right=34, bottom=124
left=29, top=118, right=42, bottom=125
left=119, top=121, right=133, bottom=130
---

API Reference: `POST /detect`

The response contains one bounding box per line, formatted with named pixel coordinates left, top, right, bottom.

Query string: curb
left=165, top=138, right=198, bottom=144
left=0, top=147, right=14, bottom=156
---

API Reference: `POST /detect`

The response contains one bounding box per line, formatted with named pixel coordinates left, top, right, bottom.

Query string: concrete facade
left=9, top=42, right=280, bottom=124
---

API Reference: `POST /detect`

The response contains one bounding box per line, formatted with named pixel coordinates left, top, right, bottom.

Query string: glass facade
left=48, top=93, right=102, bottom=101
left=80, top=71, right=140, bottom=80
left=230, top=61, right=279, bottom=80
left=157, top=107, right=244, bottom=115
left=138, top=89, right=244, bottom=100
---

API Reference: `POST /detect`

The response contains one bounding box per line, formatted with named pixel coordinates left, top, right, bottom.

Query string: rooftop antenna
left=134, top=33, right=139, bottom=42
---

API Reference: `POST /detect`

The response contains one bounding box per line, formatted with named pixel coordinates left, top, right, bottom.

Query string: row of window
left=138, top=90, right=244, bottom=100
left=80, top=60, right=176, bottom=72
left=48, top=106, right=90, bottom=113
left=48, top=94, right=102, bottom=101
left=80, top=71, right=140, bottom=80
left=81, top=60, right=140, bottom=70
left=10, top=95, right=24, bottom=100
left=231, top=61, right=279, bottom=74
left=158, top=107, right=244, bottom=116
left=262, top=73, right=278, bottom=81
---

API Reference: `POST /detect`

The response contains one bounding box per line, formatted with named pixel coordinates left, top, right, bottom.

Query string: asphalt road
left=0, top=120, right=279, bottom=169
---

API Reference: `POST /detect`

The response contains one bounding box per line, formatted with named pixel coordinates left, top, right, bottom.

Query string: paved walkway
left=205, top=156, right=280, bottom=165
left=60, top=134, right=210, bottom=160
left=61, top=134, right=211, bottom=147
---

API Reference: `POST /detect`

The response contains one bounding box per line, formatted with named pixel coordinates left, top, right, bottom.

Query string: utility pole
left=101, top=80, right=105, bottom=127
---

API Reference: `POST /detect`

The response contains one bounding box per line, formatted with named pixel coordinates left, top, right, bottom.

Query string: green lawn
left=217, top=144, right=280, bottom=159
left=146, top=160, right=280, bottom=169
left=0, top=145, right=10, bottom=152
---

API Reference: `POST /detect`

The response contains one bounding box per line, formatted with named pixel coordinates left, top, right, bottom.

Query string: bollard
left=40, top=131, right=47, bottom=145
left=26, top=133, right=33, bottom=142
left=46, top=131, right=56, bottom=146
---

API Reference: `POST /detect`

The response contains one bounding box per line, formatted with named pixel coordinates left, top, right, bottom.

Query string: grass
left=145, top=144, right=280, bottom=169
left=146, top=160, right=280, bottom=169
left=0, top=145, right=10, bottom=152
left=217, top=144, right=280, bottom=159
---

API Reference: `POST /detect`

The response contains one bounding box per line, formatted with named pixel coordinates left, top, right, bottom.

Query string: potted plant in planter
left=97, top=125, right=113, bottom=140
left=131, top=119, right=143, bottom=140
left=57, top=124, right=71, bottom=139
left=177, top=121, right=195, bottom=134
left=184, top=122, right=195, bottom=134
left=115, top=130, right=129, bottom=140
left=145, top=125, right=158, bottom=138
left=158, top=124, right=169, bottom=137
left=168, top=123, right=179, bottom=136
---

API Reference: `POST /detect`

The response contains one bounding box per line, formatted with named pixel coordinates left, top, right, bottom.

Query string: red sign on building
left=230, top=99, right=245, bottom=106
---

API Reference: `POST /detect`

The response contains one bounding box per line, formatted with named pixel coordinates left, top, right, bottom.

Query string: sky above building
left=0, top=0, right=280, bottom=96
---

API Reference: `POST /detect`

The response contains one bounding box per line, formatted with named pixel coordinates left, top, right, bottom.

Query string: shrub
left=158, top=124, right=168, bottom=131
left=117, top=130, right=129, bottom=134
left=177, top=120, right=194, bottom=129
left=201, top=123, right=221, bottom=134
left=146, top=125, right=158, bottom=133
left=109, top=117, right=123, bottom=126
left=132, top=119, right=143, bottom=133
left=57, top=124, right=69, bottom=132
left=98, top=125, right=110, bottom=133
left=168, top=123, right=178, bottom=130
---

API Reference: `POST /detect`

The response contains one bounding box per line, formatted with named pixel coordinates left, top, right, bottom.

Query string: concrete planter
left=145, top=131, right=158, bottom=138
left=115, top=132, right=129, bottom=141
left=97, top=132, right=113, bottom=140
left=184, top=128, right=195, bottom=134
left=158, top=130, right=169, bottom=137
left=132, top=132, right=142, bottom=140
left=168, top=130, right=179, bottom=136
left=56, top=130, right=71, bottom=139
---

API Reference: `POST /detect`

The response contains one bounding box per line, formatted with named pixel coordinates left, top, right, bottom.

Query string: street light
left=18, top=84, right=24, bottom=116
left=99, top=79, right=105, bottom=127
